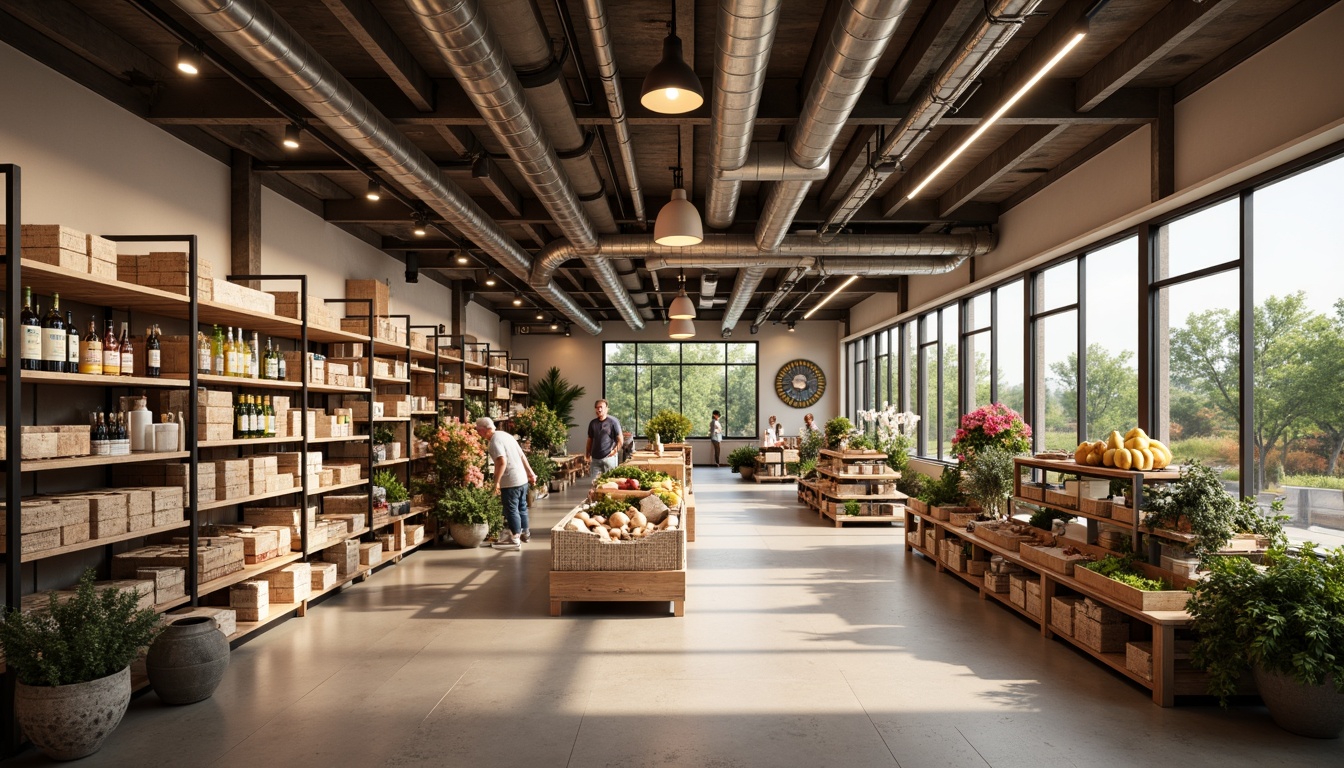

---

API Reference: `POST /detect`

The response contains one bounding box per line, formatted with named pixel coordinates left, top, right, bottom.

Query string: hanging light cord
left=671, top=132, right=685, bottom=189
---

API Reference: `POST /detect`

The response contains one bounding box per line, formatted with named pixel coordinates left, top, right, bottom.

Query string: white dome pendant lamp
left=669, top=317, right=696, bottom=339
left=668, top=272, right=696, bottom=320
left=654, top=135, right=702, bottom=247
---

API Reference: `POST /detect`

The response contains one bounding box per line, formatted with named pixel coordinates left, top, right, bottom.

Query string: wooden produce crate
left=904, top=497, right=928, bottom=515
left=1019, top=544, right=1090, bottom=576
left=1074, top=613, right=1130, bottom=652
left=971, top=522, right=1042, bottom=553
left=588, top=488, right=653, bottom=502
left=947, top=510, right=980, bottom=527
left=1079, top=496, right=1113, bottom=517
left=1072, top=561, right=1195, bottom=612
left=548, top=504, right=685, bottom=617
left=1043, top=489, right=1078, bottom=509
left=1018, top=483, right=1045, bottom=501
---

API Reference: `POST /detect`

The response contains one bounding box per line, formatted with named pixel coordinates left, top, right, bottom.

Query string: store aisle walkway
left=9, top=468, right=1340, bottom=767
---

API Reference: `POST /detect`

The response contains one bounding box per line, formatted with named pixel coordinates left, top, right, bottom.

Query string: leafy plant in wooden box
left=924, top=464, right=966, bottom=507
left=1080, top=554, right=1169, bottom=591
left=645, top=409, right=694, bottom=443
left=727, top=446, right=760, bottom=473
left=529, top=366, right=586, bottom=428
left=824, top=416, right=854, bottom=449
left=895, top=471, right=929, bottom=500
left=372, top=468, right=409, bottom=503
left=372, top=425, right=396, bottom=446
left=847, top=433, right=873, bottom=451
left=1141, top=459, right=1286, bottom=564
left=843, top=499, right=861, bottom=516
left=1187, top=545, right=1344, bottom=709
left=527, top=451, right=557, bottom=490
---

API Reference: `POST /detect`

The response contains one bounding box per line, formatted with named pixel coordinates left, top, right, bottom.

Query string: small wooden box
left=1050, top=596, right=1082, bottom=636
left=1074, top=614, right=1129, bottom=653
left=310, top=561, right=338, bottom=591
left=359, top=541, right=382, bottom=566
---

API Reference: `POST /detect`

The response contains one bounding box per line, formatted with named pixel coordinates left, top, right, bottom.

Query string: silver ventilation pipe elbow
left=169, top=0, right=602, bottom=335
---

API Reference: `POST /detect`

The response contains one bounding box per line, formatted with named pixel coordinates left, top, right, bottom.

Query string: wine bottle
left=251, top=331, right=261, bottom=379
left=118, top=322, right=134, bottom=377
left=225, top=327, right=237, bottom=377
left=211, top=325, right=224, bottom=375
left=235, top=394, right=247, bottom=439
left=277, top=346, right=287, bottom=381
left=248, top=395, right=259, bottom=437
left=102, top=320, right=120, bottom=376
left=147, top=325, right=162, bottom=377
left=65, top=310, right=79, bottom=373
left=197, top=331, right=211, bottom=375
left=90, top=412, right=103, bottom=456
left=41, top=292, right=65, bottom=372
left=20, top=287, right=42, bottom=371
left=239, top=330, right=251, bottom=378
left=116, top=412, right=129, bottom=455
left=80, top=317, right=103, bottom=375
left=264, top=395, right=275, bottom=438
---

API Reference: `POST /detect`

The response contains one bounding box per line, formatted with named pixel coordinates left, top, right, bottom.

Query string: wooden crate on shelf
left=1079, top=496, right=1113, bottom=516
left=1019, top=544, right=1090, bottom=576
left=1049, top=595, right=1082, bottom=636
left=1072, top=562, right=1194, bottom=612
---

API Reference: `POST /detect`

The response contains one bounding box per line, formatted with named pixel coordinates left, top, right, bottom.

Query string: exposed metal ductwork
left=168, top=0, right=603, bottom=335
left=712, top=143, right=831, bottom=182
left=699, top=271, right=721, bottom=309
left=704, top=0, right=782, bottom=230
left=581, top=0, right=647, bottom=227
left=821, top=0, right=1045, bottom=235
left=721, top=0, right=913, bottom=335
left=406, top=0, right=647, bottom=330
left=529, top=233, right=994, bottom=322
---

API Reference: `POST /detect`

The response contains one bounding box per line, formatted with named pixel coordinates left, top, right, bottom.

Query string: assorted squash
left=564, top=494, right=680, bottom=542
left=1073, top=427, right=1172, bottom=470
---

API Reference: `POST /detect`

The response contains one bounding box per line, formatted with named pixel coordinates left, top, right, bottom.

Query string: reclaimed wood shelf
left=307, top=435, right=369, bottom=444
left=196, top=552, right=303, bottom=597
left=7, top=370, right=186, bottom=388
left=305, top=526, right=369, bottom=555
left=166, top=373, right=303, bottom=390
left=7, top=450, right=189, bottom=472
left=17, top=520, right=191, bottom=563
left=199, top=436, right=301, bottom=449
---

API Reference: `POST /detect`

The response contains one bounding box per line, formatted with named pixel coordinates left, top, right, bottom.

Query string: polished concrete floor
left=11, top=469, right=1341, bottom=767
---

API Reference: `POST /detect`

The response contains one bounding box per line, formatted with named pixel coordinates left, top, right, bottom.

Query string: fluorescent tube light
left=803, top=275, right=859, bottom=319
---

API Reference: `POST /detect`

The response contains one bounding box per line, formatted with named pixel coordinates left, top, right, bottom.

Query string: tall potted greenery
left=529, top=367, right=586, bottom=429
left=527, top=451, right=557, bottom=503
left=959, top=445, right=1017, bottom=520
left=728, top=446, right=760, bottom=480
left=512, top=404, right=568, bottom=455
left=431, top=486, right=504, bottom=548
left=645, top=409, right=694, bottom=446
left=1186, top=545, right=1344, bottom=737
left=417, top=419, right=495, bottom=547
left=0, top=570, right=162, bottom=760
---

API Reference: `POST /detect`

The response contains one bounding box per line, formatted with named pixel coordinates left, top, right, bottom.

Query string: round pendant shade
left=668, top=317, right=696, bottom=339
left=640, top=34, right=704, bottom=114
left=654, top=188, right=703, bottom=247
left=668, top=288, right=696, bottom=319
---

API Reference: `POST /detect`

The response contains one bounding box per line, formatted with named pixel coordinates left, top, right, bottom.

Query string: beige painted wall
left=849, top=4, right=1344, bottom=340
left=509, top=318, right=843, bottom=464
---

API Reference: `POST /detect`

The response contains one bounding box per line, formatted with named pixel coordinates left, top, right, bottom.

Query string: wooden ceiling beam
left=0, top=0, right=171, bottom=83
left=1075, top=0, right=1239, bottom=112
left=937, top=124, right=1069, bottom=218
left=147, top=77, right=1156, bottom=127
left=884, top=0, right=985, bottom=104
left=318, top=0, right=435, bottom=111
left=999, top=125, right=1140, bottom=211
left=0, top=8, right=152, bottom=115
left=878, top=127, right=974, bottom=218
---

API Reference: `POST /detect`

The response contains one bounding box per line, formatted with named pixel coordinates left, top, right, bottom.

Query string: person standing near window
left=709, top=410, right=723, bottom=466
left=586, top=399, right=623, bottom=478
left=475, top=417, right=536, bottom=551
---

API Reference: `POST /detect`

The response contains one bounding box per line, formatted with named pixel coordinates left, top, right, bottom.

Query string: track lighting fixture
left=484, top=271, right=497, bottom=287
left=640, top=0, right=703, bottom=114
left=412, top=213, right=427, bottom=237
left=282, top=124, right=301, bottom=150
left=176, top=44, right=201, bottom=75
left=564, top=324, right=571, bottom=337
left=512, top=292, right=523, bottom=307
left=803, top=275, right=859, bottom=319
left=365, top=179, right=382, bottom=201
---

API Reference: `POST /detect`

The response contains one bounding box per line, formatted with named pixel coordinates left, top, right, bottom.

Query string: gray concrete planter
left=1254, top=666, right=1344, bottom=738
left=16, top=666, right=131, bottom=760
left=147, top=616, right=230, bottom=705
left=448, top=522, right=490, bottom=548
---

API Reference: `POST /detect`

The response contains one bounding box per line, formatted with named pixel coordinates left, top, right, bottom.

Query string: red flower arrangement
left=951, top=403, right=1032, bottom=460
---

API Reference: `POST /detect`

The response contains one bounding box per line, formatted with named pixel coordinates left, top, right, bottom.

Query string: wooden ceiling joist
left=318, top=0, right=435, bottom=112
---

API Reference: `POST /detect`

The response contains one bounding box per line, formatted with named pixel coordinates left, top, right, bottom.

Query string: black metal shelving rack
left=322, top=298, right=374, bottom=545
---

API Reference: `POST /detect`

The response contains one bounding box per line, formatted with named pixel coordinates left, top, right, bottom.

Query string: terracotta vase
left=147, top=616, right=230, bottom=705
left=15, top=666, right=131, bottom=761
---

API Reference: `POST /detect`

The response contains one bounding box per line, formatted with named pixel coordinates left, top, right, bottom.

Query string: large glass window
left=996, top=280, right=1025, bottom=414
left=1251, top=155, right=1344, bottom=537
left=1083, top=238, right=1139, bottom=439
left=604, top=342, right=757, bottom=438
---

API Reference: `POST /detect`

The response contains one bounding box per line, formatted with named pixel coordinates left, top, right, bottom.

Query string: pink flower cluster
left=951, top=403, right=1032, bottom=459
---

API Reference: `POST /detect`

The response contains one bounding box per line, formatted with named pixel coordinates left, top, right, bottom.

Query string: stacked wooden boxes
left=1050, top=595, right=1084, bottom=636
left=57, top=492, right=129, bottom=538
left=262, top=563, right=312, bottom=604
left=345, top=279, right=389, bottom=317
left=0, top=497, right=89, bottom=554
left=116, top=462, right=211, bottom=503
left=115, top=251, right=213, bottom=299
left=984, top=556, right=1019, bottom=594
left=939, top=537, right=968, bottom=571
left=113, top=540, right=244, bottom=583
left=323, top=539, right=359, bottom=578
left=1074, top=598, right=1130, bottom=652
left=268, top=291, right=336, bottom=329
left=376, top=394, right=412, bottom=418
left=281, top=352, right=325, bottom=384
left=359, top=541, right=382, bottom=567
left=136, top=566, right=186, bottom=605
left=1025, top=578, right=1043, bottom=618
left=85, top=580, right=156, bottom=611
left=0, top=224, right=89, bottom=272
left=1008, top=572, right=1028, bottom=609
left=210, top=278, right=275, bottom=314
left=343, top=398, right=383, bottom=421
left=167, top=606, right=236, bottom=637
left=214, top=458, right=251, bottom=502
left=0, top=425, right=92, bottom=460
left=230, top=580, right=268, bottom=622
left=243, top=505, right=317, bottom=552
left=310, top=561, right=338, bottom=591
left=158, top=388, right=233, bottom=442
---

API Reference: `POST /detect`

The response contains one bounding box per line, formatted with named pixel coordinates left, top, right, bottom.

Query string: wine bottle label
left=149, top=350, right=161, bottom=368
left=42, top=329, right=65, bottom=361
left=238, top=413, right=247, bottom=433
left=22, top=326, right=41, bottom=360
left=199, top=350, right=210, bottom=373
left=81, top=345, right=103, bottom=374
left=67, top=334, right=79, bottom=363
left=103, top=350, right=120, bottom=371
left=121, top=351, right=133, bottom=373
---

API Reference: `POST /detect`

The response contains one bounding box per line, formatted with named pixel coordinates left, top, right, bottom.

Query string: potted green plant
left=528, top=451, right=557, bottom=503
left=959, top=445, right=1017, bottom=520
left=431, top=486, right=504, bottom=548
left=529, top=366, right=586, bottom=430
left=513, top=404, right=568, bottom=456
left=371, top=425, right=396, bottom=463
left=728, top=446, right=760, bottom=480
left=372, top=468, right=411, bottom=516
left=1186, top=545, right=1344, bottom=737
left=1141, top=460, right=1286, bottom=564
left=0, top=570, right=163, bottom=760
left=646, top=409, right=694, bottom=445
left=824, top=416, right=854, bottom=450
left=416, top=419, right=491, bottom=545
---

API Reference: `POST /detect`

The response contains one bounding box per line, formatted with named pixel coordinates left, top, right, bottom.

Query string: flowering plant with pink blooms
left=951, top=403, right=1032, bottom=461
left=419, top=417, right=489, bottom=493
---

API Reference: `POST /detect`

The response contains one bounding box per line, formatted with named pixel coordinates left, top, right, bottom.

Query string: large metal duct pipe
left=705, top=0, right=782, bottom=229
left=723, top=0, right=912, bottom=335
left=821, top=0, right=1044, bottom=234
left=713, top=144, right=831, bottom=182
left=405, top=0, right=646, bottom=330
left=169, top=0, right=601, bottom=335
left=581, top=0, right=646, bottom=226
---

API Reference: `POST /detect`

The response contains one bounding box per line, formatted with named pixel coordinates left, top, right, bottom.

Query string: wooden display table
left=798, top=449, right=905, bottom=526
left=550, top=454, right=588, bottom=490
left=625, top=455, right=687, bottom=488
left=548, top=502, right=687, bottom=617
left=905, top=506, right=1198, bottom=706
left=754, top=446, right=798, bottom=482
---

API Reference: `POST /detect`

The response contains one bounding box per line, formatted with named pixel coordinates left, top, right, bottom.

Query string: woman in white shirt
left=762, top=415, right=781, bottom=448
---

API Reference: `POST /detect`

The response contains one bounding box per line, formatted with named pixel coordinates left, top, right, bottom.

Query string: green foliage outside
left=529, top=367, right=586, bottom=428
left=372, top=468, right=409, bottom=503
left=727, top=446, right=760, bottom=473
left=0, top=570, right=162, bottom=686
left=1187, top=545, right=1344, bottom=705
left=602, top=342, right=756, bottom=438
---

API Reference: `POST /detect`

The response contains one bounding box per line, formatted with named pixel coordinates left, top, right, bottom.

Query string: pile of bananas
left=1073, top=428, right=1172, bottom=470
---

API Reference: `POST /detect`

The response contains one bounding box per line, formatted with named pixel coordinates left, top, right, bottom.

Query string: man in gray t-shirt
left=586, top=399, right=623, bottom=478
left=476, top=417, right=536, bottom=550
